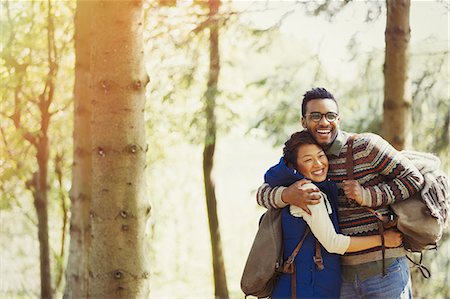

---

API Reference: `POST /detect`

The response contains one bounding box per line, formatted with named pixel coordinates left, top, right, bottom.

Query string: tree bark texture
left=88, top=1, right=151, bottom=298
left=383, top=0, right=411, bottom=150
left=64, top=1, right=92, bottom=298
left=203, top=1, right=229, bottom=298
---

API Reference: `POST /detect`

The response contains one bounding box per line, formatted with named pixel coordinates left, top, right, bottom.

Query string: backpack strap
left=282, top=227, right=311, bottom=273
left=346, top=134, right=389, bottom=276
left=281, top=227, right=310, bottom=299
left=314, top=239, right=324, bottom=271
left=406, top=253, right=431, bottom=279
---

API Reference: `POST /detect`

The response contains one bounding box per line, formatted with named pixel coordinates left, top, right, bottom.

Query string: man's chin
left=314, top=136, right=332, bottom=147
left=313, top=132, right=337, bottom=148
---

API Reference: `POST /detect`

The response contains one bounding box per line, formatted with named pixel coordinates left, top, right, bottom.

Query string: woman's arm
left=291, top=193, right=349, bottom=254
left=291, top=184, right=402, bottom=254
left=346, top=230, right=402, bottom=252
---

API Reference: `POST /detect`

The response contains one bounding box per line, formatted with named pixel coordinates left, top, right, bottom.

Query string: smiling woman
left=283, top=131, right=329, bottom=182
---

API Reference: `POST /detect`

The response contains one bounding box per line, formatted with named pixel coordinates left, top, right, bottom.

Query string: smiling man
left=256, top=87, right=424, bottom=298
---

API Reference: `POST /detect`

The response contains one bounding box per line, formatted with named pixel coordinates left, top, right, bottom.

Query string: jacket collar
left=326, top=130, right=349, bottom=156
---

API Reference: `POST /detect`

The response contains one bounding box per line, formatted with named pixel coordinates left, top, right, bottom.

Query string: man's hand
left=281, top=179, right=321, bottom=215
left=343, top=180, right=364, bottom=205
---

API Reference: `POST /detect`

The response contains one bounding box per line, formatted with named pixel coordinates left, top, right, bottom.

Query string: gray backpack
left=240, top=208, right=283, bottom=298
left=241, top=208, right=312, bottom=298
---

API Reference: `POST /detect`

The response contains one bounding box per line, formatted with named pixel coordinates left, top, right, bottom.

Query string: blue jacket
left=266, top=158, right=342, bottom=298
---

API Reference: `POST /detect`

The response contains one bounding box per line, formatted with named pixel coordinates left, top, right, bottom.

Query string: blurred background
left=1, top=0, right=449, bottom=298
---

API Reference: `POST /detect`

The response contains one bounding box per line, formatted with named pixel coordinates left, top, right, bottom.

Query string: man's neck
left=325, top=130, right=347, bottom=156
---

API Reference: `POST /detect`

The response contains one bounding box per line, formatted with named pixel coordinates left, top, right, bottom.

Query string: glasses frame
left=305, top=112, right=339, bottom=123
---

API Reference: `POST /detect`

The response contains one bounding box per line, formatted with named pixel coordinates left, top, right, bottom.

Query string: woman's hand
left=384, top=229, right=403, bottom=248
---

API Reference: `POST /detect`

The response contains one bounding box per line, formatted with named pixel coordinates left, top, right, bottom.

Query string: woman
left=267, top=131, right=402, bottom=298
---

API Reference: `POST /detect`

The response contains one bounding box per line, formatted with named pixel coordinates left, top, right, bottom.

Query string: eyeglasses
left=306, top=112, right=339, bottom=123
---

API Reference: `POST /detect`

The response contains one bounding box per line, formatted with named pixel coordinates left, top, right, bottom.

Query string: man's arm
left=345, top=134, right=424, bottom=207
left=256, top=180, right=322, bottom=213
left=256, top=183, right=287, bottom=209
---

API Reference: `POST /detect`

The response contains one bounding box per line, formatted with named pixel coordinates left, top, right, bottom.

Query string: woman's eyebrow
left=300, top=150, right=324, bottom=159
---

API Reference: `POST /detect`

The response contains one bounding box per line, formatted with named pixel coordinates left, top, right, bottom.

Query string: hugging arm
left=256, top=181, right=322, bottom=214
left=345, top=135, right=424, bottom=207
left=293, top=185, right=402, bottom=254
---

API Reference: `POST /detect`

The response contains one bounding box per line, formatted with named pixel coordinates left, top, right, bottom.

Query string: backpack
left=240, top=208, right=283, bottom=298
left=240, top=208, right=311, bottom=298
left=393, top=150, right=450, bottom=253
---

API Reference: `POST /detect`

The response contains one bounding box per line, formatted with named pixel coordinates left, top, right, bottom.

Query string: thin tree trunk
left=203, top=0, right=229, bottom=298
left=88, top=1, right=150, bottom=297
left=35, top=136, right=52, bottom=299
left=36, top=1, right=58, bottom=296
left=383, top=0, right=411, bottom=150
left=64, top=1, right=92, bottom=297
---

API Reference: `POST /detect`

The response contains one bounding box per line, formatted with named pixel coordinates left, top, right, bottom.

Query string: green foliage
left=144, top=1, right=270, bottom=146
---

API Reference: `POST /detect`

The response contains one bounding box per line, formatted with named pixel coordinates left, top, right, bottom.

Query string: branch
left=0, top=125, right=14, bottom=161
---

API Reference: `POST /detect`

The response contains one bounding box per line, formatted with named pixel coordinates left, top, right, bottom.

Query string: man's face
left=301, top=98, right=340, bottom=149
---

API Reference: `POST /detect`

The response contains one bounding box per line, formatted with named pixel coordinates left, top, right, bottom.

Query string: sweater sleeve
left=290, top=186, right=350, bottom=255
left=256, top=183, right=288, bottom=209
left=359, top=134, right=424, bottom=207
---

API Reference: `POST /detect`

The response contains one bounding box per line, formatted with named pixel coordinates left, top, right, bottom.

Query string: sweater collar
left=326, top=130, right=349, bottom=156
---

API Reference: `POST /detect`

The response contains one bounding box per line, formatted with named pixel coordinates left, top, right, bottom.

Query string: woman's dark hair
left=283, top=130, right=318, bottom=170
left=301, top=87, right=338, bottom=116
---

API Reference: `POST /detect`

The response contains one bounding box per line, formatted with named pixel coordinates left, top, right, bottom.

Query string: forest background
left=1, top=0, right=449, bottom=298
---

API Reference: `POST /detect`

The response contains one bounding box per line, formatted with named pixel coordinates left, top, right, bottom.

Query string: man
left=256, top=87, right=424, bottom=298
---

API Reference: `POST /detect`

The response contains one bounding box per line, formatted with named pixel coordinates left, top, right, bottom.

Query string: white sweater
left=290, top=183, right=350, bottom=255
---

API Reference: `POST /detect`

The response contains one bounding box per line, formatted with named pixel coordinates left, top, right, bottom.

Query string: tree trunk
left=64, top=1, right=92, bottom=298
left=35, top=2, right=58, bottom=296
left=203, top=1, right=229, bottom=298
left=35, top=136, right=52, bottom=299
left=382, top=0, right=411, bottom=150
left=88, top=1, right=151, bottom=297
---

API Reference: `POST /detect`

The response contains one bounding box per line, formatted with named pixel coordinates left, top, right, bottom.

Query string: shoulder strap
left=346, top=134, right=356, bottom=180
left=346, top=134, right=388, bottom=276
left=282, top=227, right=310, bottom=272
left=281, top=227, right=310, bottom=299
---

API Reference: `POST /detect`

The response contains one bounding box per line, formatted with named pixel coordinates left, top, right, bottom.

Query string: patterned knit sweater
left=257, top=131, right=425, bottom=265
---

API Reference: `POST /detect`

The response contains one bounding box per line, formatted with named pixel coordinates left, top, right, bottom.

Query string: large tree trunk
left=382, top=0, right=411, bottom=150
left=64, top=1, right=92, bottom=298
left=203, top=1, right=229, bottom=298
left=88, top=1, right=151, bottom=297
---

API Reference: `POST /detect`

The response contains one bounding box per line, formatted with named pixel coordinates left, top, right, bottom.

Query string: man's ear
left=301, top=116, right=307, bottom=128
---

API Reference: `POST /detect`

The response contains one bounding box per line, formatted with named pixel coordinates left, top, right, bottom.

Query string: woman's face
left=296, top=143, right=329, bottom=182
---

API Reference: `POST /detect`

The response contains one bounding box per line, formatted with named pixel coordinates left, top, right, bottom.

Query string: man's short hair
left=301, top=87, right=338, bottom=116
